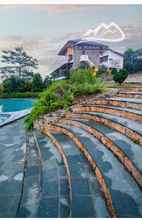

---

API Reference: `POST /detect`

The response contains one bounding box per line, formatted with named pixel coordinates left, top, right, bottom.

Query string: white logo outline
left=84, top=22, right=125, bottom=42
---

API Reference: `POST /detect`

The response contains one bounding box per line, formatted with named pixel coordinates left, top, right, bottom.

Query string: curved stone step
left=58, top=122, right=142, bottom=217
left=16, top=134, right=30, bottom=216
left=90, top=112, right=142, bottom=136
left=83, top=98, right=142, bottom=111
left=119, top=92, right=142, bottom=95
left=116, top=92, right=142, bottom=99
left=53, top=132, right=109, bottom=217
left=109, top=97, right=142, bottom=104
left=41, top=127, right=72, bottom=217
left=16, top=133, right=42, bottom=217
left=64, top=112, right=142, bottom=146
left=32, top=132, right=43, bottom=193
left=72, top=105, right=142, bottom=122
left=80, top=119, right=142, bottom=173
left=60, top=119, right=142, bottom=191
left=119, top=88, right=142, bottom=92
left=43, top=123, right=117, bottom=217
left=33, top=131, right=71, bottom=218
left=105, top=105, right=142, bottom=115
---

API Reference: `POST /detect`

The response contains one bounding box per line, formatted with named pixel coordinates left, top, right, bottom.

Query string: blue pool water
left=0, top=98, right=35, bottom=112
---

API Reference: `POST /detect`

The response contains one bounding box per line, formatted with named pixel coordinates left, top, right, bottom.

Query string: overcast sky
left=0, top=5, right=142, bottom=76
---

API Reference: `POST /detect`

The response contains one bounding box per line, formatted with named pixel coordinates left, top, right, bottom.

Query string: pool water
left=0, top=98, right=35, bottom=112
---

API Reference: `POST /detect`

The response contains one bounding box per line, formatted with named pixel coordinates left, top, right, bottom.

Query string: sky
left=0, top=5, right=142, bottom=76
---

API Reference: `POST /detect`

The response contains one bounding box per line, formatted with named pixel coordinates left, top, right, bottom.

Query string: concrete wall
left=72, top=47, right=104, bottom=69
left=72, top=47, right=123, bottom=70
left=101, top=50, right=123, bottom=69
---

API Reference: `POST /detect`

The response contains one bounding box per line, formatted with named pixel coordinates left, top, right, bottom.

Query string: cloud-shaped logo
left=84, top=22, right=125, bottom=42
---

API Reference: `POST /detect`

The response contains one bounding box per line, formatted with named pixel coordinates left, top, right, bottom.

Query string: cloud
left=0, top=4, right=85, bottom=14
left=84, top=22, right=125, bottom=42
left=0, top=35, right=67, bottom=76
left=0, top=23, right=142, bottom=77
left=31, top=5, right=85, bottom=13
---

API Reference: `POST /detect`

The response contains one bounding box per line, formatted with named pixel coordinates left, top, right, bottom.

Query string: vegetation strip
left=40, top=127, right=72, bottom=217
left=60, top=119, right=142, bottom=191
left=38, top=122, right=117, bottom=217
left=16, top=134, right=29, bottom=216
left=72, top=105, right=142, bottom=122
left=65, top=112, right=142, bottom=146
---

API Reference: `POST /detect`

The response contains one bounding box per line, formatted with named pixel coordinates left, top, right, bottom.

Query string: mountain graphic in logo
left=84, top=22, right=125, bottom=42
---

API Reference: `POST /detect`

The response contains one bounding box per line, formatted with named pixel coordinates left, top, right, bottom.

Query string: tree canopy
left=32, top=73, right=43, bottom=92
left=113, top=69, right=128, bottom=84
left=1, top=47, right=38, bottom=77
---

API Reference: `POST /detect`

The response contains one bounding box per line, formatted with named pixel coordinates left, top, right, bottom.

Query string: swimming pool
left=0, top=98, right=35, bottom=126
left=0, top=98, right=35, bottom=112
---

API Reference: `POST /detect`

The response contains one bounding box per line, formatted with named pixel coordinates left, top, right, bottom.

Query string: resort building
left=58, top=39, right=124, bottom=70
left=50, top=39, right=124, bottom=80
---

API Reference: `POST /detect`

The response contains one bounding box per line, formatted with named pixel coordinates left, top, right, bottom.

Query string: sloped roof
left=108, top=49, right=124, bottom=57
left=58, top=39, right=81, bottom=55
left=58, top=39, right=108, bottom=55
left=74, top=40, right=108, bottom=49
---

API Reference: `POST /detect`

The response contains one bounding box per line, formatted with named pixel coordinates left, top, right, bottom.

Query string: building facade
left=58, top=39, right=124, bottom=70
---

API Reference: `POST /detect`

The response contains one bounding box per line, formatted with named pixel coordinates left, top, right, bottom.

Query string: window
left=100, top=55, right=108, bottom=63
left=68, top=54, right=73, bottom=62
left=82, top=50, right=86, bottom=55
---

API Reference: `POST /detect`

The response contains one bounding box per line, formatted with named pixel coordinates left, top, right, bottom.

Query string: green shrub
left=72, top=78, right=106, bottom=96
left=25, top=68, right=107, bottom=130
left=2, top=74, right=44, bottom=95
left=113, top=69, right=128, bottom=84
left=70, top=68, right=96, bottom=84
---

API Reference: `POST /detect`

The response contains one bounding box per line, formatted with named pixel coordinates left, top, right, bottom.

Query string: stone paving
left=0, top=84, right=142, bottom=217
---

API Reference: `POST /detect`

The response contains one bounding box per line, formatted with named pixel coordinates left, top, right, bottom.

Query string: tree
left=1, top=47, right=38, bottom=77
left=124, top=48, right=135, bottom=73
left=32, top=73, right=43, bottom=92
left=133, top=59, right=142, bottom=72
left=111, top=68, right=118, bottom=75
left=2, top=76, right=27, bottom=93
left=44, top=75, right=52, bottom=88
left=124, top=48, right=135, bottom=64
left=113, top=69, right=128, bottom=84
left=3, top=76, right=17, bottom=93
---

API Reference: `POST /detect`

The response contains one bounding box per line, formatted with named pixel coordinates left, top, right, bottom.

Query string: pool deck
left=0, top=108, right=32, bottom=127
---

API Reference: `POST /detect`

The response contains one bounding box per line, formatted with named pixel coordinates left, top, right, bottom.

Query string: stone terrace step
left=116, top=93, right=142, bottom=99
left=89, top=112, right=142, bottom=135
left=108, top=97, right=142, bottom=104
left=85, top=98, right=142, bottom=111
left=102, top=105, right=142, bottom=115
